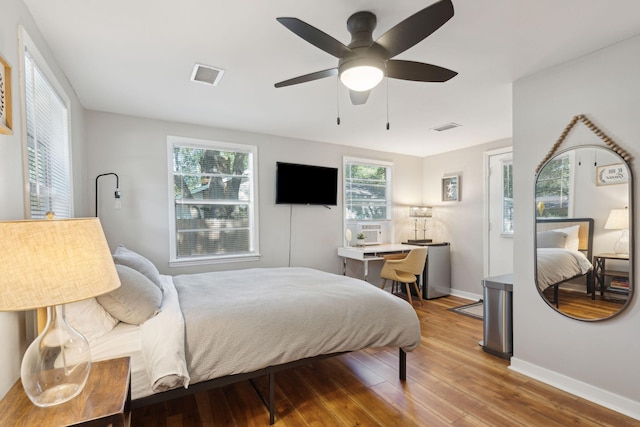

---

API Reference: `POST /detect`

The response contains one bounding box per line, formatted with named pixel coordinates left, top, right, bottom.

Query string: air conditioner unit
left=357, top=223, right=382, bottom=245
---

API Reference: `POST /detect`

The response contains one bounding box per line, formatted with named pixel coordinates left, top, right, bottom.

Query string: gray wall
left=422, top=138, right=512, bottom=298
left=85, top=111, right=424, bottom=278
left=512, top=34, right=640, bottom=416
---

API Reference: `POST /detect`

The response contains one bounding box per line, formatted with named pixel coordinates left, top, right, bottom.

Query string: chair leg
left=405, top=282, right=413, bottom=306
left=380, top=279, right=387, bottom=290
left=411, top=281, right=423, bottom=305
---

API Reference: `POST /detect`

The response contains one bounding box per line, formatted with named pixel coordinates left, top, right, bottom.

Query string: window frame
left=167, top=136, right=260, bottom=266
left=343, top=156, right=393, bottom=224
left=18, top=26, right=73, bottom=219
left=501, top=158, right=514, bottom=235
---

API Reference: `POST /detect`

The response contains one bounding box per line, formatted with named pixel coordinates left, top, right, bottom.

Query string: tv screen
left=276, top=162, right=338, bottom=206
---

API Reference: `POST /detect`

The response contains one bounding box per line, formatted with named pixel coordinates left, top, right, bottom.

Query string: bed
left=535, top=218, right=594, bottom=306
left=64, top=247, right=421, bottom=424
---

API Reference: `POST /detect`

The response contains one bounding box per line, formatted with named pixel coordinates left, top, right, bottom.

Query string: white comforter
left=537, top=248, right=593, bottom=291
left=173, top=267, right=421, bottom=386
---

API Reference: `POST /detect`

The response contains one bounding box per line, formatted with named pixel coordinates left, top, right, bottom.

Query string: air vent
left=190, top=64, right=224, bottom=86
left=431, top=122, right=461, bottom=132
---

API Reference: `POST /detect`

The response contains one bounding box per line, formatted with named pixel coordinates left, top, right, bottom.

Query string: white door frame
left=483, top=146, right=513, bottom=277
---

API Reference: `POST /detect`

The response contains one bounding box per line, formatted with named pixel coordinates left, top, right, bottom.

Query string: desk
left=338, top=244, right=422, bottom=281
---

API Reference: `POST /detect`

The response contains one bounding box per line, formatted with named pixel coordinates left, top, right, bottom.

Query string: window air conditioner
left=356, top=223, right=382, bottom=245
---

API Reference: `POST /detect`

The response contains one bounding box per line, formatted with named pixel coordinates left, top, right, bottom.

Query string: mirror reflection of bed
left=534, top=143, right=632, bottom=321
left=536, top=219, right=628, bottom=320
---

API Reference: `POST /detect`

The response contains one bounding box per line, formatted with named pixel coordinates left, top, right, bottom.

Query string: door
left=485, top=148, right=513, bottom=277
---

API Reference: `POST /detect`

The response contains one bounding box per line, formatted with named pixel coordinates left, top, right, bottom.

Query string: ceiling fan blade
left=387, top=60, right=457, bottom=82
left=277, top=17, right=353, bottom=58
left=375, top=0, right=454, bottom=58
left=349, top=90, right=370, bottom=105
left=274, top=68, right=338, bottom=88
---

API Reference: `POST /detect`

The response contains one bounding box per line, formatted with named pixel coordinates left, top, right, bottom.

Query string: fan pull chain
left=386, top=77, right=390, bottom=130
left=336, top=77, right=341, bottom=125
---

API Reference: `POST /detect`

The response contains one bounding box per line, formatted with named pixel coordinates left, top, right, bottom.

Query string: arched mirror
left=535, top=143, right=633, bottom=320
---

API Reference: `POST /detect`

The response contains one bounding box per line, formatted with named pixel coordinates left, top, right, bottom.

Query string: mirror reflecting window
left=535, top=145, right=633, bottom=321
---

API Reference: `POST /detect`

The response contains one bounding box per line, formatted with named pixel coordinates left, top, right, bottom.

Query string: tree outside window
left=169, top=137, right=258, bottom=263
left=345, top=161, right=391, bottom=221
left=535, top=154, right=572, bottom=218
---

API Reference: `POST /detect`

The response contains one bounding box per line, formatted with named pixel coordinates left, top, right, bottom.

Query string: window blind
left=25, top=49, right=71, bottom=219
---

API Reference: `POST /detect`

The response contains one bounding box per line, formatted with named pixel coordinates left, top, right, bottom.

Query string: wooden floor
left=131, top=295, right=638, bottom=426
left=542, top=287, right=627, bottom=319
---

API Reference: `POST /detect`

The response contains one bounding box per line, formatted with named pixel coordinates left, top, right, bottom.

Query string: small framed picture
left=0, top=53, right=12, bottom=135
left=596, top=163, right=629, bottom=186
left=442, top=175, right=459, bottom=202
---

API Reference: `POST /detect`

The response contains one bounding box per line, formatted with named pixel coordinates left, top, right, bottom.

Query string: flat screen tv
left=276, top=162, right=338, bottom=206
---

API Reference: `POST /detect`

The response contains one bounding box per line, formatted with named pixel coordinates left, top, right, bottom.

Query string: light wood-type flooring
left=131, top=295, right=638, bottom=426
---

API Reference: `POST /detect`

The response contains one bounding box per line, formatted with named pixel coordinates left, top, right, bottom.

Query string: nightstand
left=0, top=356, right=131, bottom=427
left=592, top=253, right=630, bottom=300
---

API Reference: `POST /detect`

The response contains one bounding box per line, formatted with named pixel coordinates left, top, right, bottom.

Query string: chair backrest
left=397, top=247, right=428, bottom=275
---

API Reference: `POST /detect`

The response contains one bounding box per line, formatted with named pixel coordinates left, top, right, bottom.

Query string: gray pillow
left=98, top=264, right=163, bottom=325
left=537, top=230, right=567, bottom=248
left=113, top=245, right=163, bottom=292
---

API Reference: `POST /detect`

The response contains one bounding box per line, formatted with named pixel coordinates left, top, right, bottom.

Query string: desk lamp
left=409, top=206, right=432, bottom=241
left=0, top=217, right=120, bottom=407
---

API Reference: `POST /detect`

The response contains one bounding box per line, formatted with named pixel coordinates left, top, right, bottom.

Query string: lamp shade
left=0, top=217, right=120, bottom=311
left=409, top=206, right=433, bottom=218
left=604, top=208, right=629, bottom=231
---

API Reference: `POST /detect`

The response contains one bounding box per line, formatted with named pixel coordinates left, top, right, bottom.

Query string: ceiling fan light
left=340, top=65, right=384, bottom=92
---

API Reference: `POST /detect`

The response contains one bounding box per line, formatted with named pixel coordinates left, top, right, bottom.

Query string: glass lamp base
left=614, top=229, right=630, bottom=255
left=21, top=305, right=91, bottom=407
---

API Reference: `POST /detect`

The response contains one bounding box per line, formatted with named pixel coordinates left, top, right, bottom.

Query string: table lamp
left=0, top=217, right=120, bottom=407
left=409, top=206, right=432, bottom=240
left=604, top=208, right=630, bottom=255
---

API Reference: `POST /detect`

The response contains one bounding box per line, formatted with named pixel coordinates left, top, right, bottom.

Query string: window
left=168, top=136, right=259, bottom=265
left=535, top=152, right=573, bottom=218
left=502, top=159, right=513, bottom=233
left=21, top=28, right=72, bottom=219
left=344, top=157, right=392, bottom=221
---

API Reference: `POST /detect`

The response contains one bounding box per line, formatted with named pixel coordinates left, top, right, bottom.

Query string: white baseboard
left=448, top=289, right=482, bottom=301
left=510, top=357, right=640, bottom=421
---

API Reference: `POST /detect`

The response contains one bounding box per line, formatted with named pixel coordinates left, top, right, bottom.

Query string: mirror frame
left=534, top=115, right=634, bottom=321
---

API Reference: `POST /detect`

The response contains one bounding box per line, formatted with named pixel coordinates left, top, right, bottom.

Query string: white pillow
left=65, top=298, right=119, bottom=343
left=552, top=225, right=580, bottom=251
left=98, top=264, right=163, bottom=325
left=537, top=230, right=567, bottom=248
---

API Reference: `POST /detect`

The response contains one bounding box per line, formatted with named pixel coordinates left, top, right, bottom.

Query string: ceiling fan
left=274, top=0, right=458, bottom=105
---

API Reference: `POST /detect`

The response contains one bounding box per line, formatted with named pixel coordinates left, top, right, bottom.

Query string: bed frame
left=131, top=348, right=408, bottom=424
left=536, top=217, right=594, bottom=306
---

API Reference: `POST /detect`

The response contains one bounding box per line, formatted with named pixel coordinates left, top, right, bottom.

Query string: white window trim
left=500, top=158, right=513, bottom=237
left=343, top=156, right=393, bottom=242
left=167, top=136, right=260, bottom=266
left=18, top=26, right=74, bottom=218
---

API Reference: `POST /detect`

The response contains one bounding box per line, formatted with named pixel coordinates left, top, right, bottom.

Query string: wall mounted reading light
left=95, top=172, right=120, bottom=216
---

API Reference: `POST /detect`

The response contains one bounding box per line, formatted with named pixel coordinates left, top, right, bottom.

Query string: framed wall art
left=442, top=175, right=459, bottom=202
left=0, top=53, right=12, bottom=135
left=596, top=163, right=629, bottom=186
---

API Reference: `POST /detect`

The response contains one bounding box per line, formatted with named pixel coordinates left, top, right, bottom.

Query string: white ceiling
left=22, top=0, right=640, bottom=157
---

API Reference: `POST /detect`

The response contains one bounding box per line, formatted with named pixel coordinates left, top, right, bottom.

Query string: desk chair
left=380, top=247, right=428, bottom=306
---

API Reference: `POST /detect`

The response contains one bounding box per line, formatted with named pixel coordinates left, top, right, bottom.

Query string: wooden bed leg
left=269, top=372, right=275, bottom=425
left=399, top=348, right=407, bottom=380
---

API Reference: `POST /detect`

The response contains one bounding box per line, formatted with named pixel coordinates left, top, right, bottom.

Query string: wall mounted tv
left=276, top=162, right=338, bottom=206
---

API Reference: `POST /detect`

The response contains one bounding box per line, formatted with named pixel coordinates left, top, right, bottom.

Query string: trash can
left=481, top=274, right=513, bottom=360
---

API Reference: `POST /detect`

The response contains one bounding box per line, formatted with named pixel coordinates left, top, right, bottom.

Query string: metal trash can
left=481, top=274, right=513, bottom=360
